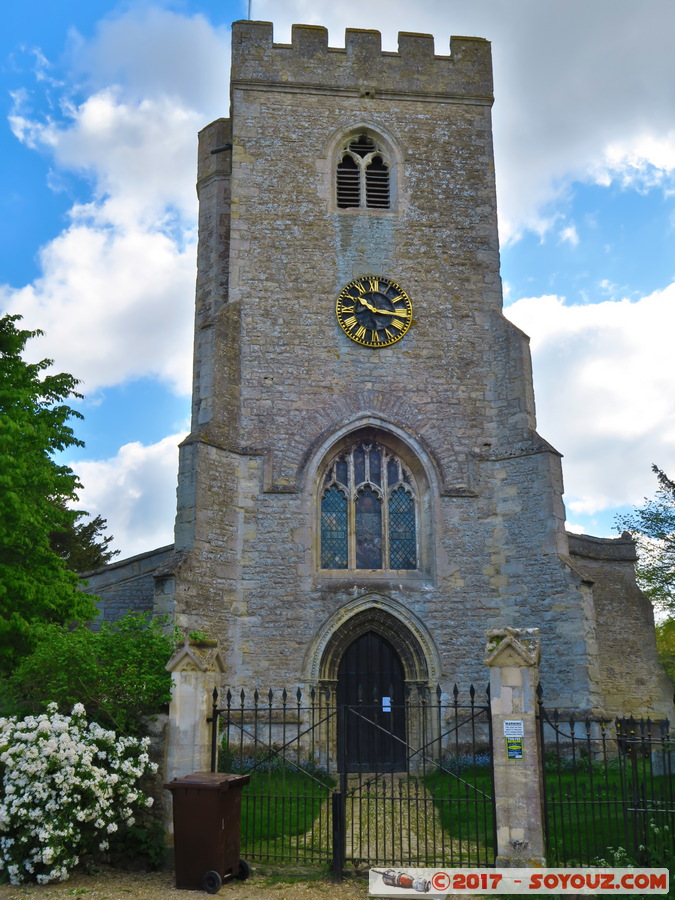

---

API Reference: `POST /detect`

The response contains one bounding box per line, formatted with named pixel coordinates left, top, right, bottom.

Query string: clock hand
left=371, top=306, right=410, bottom=317
left=357, top=297, right=378, bottom=313
left=357, top=297, right=409, bottom=317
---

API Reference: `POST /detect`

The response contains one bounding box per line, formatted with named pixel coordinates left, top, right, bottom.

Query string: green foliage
left=49, top=505, right=119, bottom=573
left=656, top=618, right=675, bottom=682
left=4, top=613, right=178, bottom=735
left=107, top=815, right=167, bottom=870
left=188, top=629, right=210, bottom=643
left=594, top=819, right=675, bottom=900
left=0, top=315, right=97, bottom=672
left=617, top=465, right=675, bottom=611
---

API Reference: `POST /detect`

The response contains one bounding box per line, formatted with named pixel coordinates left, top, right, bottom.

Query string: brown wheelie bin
left=165, top=772, right=251, bottom=893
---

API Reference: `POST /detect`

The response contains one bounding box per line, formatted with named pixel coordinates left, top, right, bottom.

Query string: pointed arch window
left=320, top=442, right=417, bottom=570
left=336, top=134, right=391, bottom=210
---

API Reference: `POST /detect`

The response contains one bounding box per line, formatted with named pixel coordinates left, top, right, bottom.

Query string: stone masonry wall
left=164, top=21, right=672, bottom=720
left=84, top=545, right=173, bottom=626
left=568, top=533, right=673, bottom=719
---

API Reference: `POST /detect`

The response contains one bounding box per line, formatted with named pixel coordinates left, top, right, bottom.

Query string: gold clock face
left=336, top=276, right=413, bottom=347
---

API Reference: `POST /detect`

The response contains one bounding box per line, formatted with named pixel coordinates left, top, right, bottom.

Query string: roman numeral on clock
left=336, top=276, right=413, bottom=347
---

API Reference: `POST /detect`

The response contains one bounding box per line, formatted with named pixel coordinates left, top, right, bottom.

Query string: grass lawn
left=223, top=748, right=675, bottom=872
left=544, top=761, right=675, bottom=866
left=422, top=766, right=495, bottom=863
left=237, top=767, right=336, bottom=863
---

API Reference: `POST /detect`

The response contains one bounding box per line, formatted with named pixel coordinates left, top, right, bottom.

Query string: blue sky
left=2, top=0, right=675, bottom=557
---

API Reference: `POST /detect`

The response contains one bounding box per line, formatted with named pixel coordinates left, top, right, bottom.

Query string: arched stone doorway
left=337, top=631, right=406, bottom=771
left=307, top=598, right=440, bottom=772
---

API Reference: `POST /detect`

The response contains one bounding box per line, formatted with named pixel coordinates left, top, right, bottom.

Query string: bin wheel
left=236, top=859, right=251, bottom=881
left=202, top=870, right=222, bottom=894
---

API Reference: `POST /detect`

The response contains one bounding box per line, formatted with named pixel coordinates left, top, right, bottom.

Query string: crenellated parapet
left=231, top=21, right=493, bottom=102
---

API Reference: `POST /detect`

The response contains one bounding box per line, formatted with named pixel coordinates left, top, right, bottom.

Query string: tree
left=617, top=465, right=675, bottom=612
left=0, top=315, right=97, bottom=672
left=5, top=613, right=177, bottom=735
left=654, top=618, right=675, bottom=683
left=50, top=505, right=119, bottom=572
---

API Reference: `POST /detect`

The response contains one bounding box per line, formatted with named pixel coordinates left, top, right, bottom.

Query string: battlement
left=231, top=21, right=493, bottom=101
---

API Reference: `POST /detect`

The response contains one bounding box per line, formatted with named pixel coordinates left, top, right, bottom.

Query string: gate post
left=165, top=639, right=225, bottom=784
left=485, top=627, right=546, bottom=867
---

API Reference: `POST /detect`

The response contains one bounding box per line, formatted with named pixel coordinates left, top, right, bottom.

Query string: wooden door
left=337, top=632, right=406, bottom=772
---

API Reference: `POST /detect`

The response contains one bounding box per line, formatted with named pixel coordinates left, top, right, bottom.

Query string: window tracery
left=320, top=442, right=417, bottom=570
left=336, top=134, right=391, bottom=210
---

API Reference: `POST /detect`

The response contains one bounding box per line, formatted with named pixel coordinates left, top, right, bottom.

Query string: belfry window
left=320, top=442, right=417, bottom=570
left=336, top=134, right=391, bottom=210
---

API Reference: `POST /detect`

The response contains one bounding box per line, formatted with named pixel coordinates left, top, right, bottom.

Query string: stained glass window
left=369, top=448, right=381, bottom=485
left=336, top=458, right=348, bottom=485
left=388, top=487, right=416, bottom=569
left=355, top=487, right=383, bottom=569
left=321, top=486, right=348, bottom=569
left=320, top=441, right=418, bottom=571
left=354, top=446, right=365, bottom=485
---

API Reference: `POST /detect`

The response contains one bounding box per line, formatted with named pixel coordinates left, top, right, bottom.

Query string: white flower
left=0, top=706, right=156, bottom=884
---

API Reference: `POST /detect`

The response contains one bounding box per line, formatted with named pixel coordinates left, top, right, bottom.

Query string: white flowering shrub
left=0, top=703, right=158, bottom=885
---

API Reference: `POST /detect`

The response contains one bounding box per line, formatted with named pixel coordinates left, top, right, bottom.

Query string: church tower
left=159, top=20, right=670, bottom=720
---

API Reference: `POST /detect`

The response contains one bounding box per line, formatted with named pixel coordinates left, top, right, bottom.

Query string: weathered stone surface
left=168, top=21, right=671, bottom=718
left=486, top=628, right=546, bottom=867
left=88, top=22, right=671, bottom=724
left=83, top=545, right=173, bottom=626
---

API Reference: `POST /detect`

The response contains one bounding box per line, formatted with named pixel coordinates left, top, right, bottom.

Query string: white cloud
left=565, top=522, right=587, bottom=535
left=256, top=0, right=675, bottom=241
left=18, top=89, right=203, bottom=226
left=2, top=8, right=232, bottom=395
left=68, top=6, right=231, bottom=112
left=70, top=434, right=185, bottom=559
left=6, top=0, right=675, bottom=558
left=9, top=1, right=675, bottom=393
left=559, top=225, right=579, bottom=247
left=594, top=133, right=675, bottom=192
left=598, top=279, right=618, bottom=296
left=505, top=287, right=675, bottom=515
left=1, top=220, right=196, bottom=394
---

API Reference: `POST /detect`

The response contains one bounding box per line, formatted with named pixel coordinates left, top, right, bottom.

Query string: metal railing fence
left=538, top=687, right=674, bottom=867
left=208, top=684, right=496, bottom=876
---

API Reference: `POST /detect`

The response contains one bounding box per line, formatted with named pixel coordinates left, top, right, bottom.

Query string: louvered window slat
left=337, top=155, right=360, bottom=208
left=365, top=156, right=390, bottom=208
left=336, top=135, right=391, bottom=210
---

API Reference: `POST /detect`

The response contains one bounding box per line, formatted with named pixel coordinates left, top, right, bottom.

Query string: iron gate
left=538, top=687, right=675, bottom=866
left=209, top=685, right=496, bottom=875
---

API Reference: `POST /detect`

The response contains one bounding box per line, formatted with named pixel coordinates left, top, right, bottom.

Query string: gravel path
left=0, top=866, right=369, bottom=900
